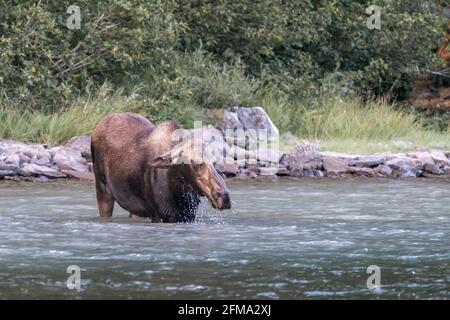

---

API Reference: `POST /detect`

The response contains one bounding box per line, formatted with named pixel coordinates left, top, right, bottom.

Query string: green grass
left=0, top=86, right=135, bottom=145
left=1, top=82, right=450, bottom=154
left=264, top=92, right=450, bottom=154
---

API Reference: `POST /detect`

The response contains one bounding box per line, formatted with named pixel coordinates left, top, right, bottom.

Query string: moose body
left=91, top=113, right=231, bottom=223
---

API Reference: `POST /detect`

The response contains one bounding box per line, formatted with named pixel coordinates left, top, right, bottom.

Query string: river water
left=0, top=178, right=449, bottom=299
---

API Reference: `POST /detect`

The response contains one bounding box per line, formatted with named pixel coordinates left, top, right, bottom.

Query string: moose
left=91, top=113, right=231, bottom=223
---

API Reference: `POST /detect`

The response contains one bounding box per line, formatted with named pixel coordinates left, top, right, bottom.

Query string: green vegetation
left=0, top=0, right=449, bottom=152
left=0, top=85, right=134, bottom=144
left=269, top=95, right=450, bottom=154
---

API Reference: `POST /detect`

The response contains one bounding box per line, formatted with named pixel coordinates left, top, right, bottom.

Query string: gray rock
left=275, top=166, right=290, bottom=176
left=302, top=169, right=315, bottom=177
left=190, top=125, right=229, bottom=163
left=386, top=157, right=422, bottom=177
left=19, top=144, right=48, bottom=159
left=214, top=163, right=240, bottom=177
left=0, top=140, right=28, bottom=150
left=423, top=163, right=443, bottom=175
left=347, top=167, right=375, bottom=177
left=65, top=136, right=92, bottom=160
left=322, top=157, right=349, bottom=173
left=50, top=146, right=89, bottom=172
left=1, top=152, right=22, bottom=167
left=0, top=162, right=17, bottom=171
left=349, top=155, right=385, bottom=168
left=226, top=145, right=256, bottom=162
left=221, top=106, right=279, bottom=148
left=0, top=169, right=15, bottom=177
left=0, top=140, right=51, bottom=169
left=314, top=170, right=324, bottom=178
left=61, top=170, right=95, bottom=181
left=256, top=148, right=284, bottom=165
left=221, top=111, right=242, bottom=131
left=235, top=106, right=279, bottom=141
left=374, top=164, right=393, bottom=177
left=395, top=168, right=421, bottom=178
left=236, top=168, right=258, bottom=179
left=430, top=151, right=450, bottom=167
left=386, top=157, right=421, bottom=169
left=34, top=175, right=50, bottom=183
left=259, top=167, right=278, bottom=176
left=406, top=151, right=434, bottom=167
left=30, top=155, right=52, bottom=167
left=17, top=163, right=67, bottom=178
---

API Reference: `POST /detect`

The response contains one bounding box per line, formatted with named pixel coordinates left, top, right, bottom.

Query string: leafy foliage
left=0, top=0, right=448, bottom=122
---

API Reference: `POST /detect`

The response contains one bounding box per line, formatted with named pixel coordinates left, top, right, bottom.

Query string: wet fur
left=91, top=113, right=201, bottom=222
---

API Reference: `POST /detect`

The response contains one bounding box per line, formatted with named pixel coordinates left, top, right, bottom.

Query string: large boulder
left=49, top=146, right=89, bottom=172
left=221, top=106, right=279, bottom=149
left=0, top=140, right=51, bottom=167
left=189, top=125, right=229, bottom=164
left=322, top=157, right=349, bottom=174
left=430, top=151, right=450, bottom=167
left=65, top=136, right=92, bottom=161
left=255, top=148, right=284, bottom=166
left=406, top=151, right=435, bottom=166
left=385, top=156, right=422, bottom=177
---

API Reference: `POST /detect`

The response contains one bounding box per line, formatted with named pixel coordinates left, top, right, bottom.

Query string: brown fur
left=91, top=113, right=231, bottom=223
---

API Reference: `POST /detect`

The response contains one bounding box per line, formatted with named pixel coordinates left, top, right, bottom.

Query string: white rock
left=18, top=163, right=66, bottom=178
left=430, top=151, right=450, bottom=167
left=65, top=136, right=91, bottom=160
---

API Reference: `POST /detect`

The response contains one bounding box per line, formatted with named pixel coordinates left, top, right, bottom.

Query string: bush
left=0, top=0, right=184, bottom=110
left=1, top=0, right=447, bottom=111
left=177, top=0, right=448, bottom=98
left=132, top=49, right=259, bottom=125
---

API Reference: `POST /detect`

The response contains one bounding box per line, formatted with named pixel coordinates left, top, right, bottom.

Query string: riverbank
left=2, top=135, right=450, bottom=183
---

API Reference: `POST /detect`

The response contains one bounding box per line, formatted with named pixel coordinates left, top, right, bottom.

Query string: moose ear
left=149, top=154, right=173, bottom=168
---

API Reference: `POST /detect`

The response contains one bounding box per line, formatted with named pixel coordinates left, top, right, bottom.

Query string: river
left=0, top=178, right=449, bottom=299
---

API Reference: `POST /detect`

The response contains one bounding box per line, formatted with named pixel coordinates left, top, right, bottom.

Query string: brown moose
left=91, top=113, right=231, bottom=222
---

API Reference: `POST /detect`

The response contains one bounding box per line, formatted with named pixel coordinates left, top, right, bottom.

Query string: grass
left=264, top=92, right=450, bottom=154
left=0, top=86, right=135, bottom=145
left=278, top=135, right=450, bottom=155
left=1, top=79, right=450, bottom=154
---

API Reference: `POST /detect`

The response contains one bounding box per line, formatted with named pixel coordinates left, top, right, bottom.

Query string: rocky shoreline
left=2, top=107, right=450, bottom=182
left=2, top=136, right=450, bottom=183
